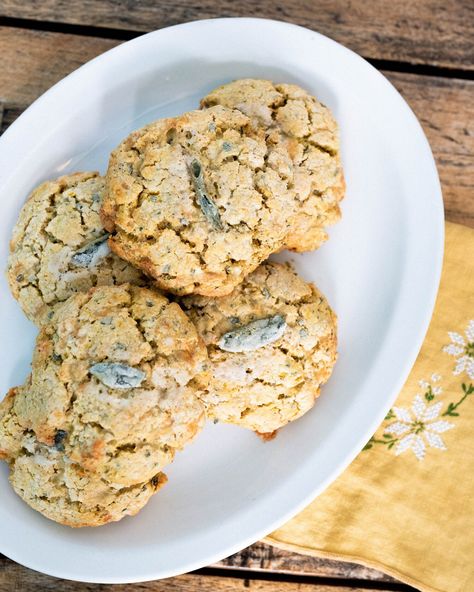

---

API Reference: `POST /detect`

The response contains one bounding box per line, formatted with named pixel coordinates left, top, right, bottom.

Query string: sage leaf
left=71, top=233, right=111, bottom=268
left=218, top=315, right=287, bottom=352
left=190, top=159, right=223, bottom=230
left=89, top=362, right=145, bottom=389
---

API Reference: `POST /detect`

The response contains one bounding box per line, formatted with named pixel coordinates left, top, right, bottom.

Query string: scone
left=0, top=284, right=208, bottom=527
left=0, top=388, right=167, bottom=527
left=182, top=262, right=337, bottom=436
left=102, top=105, right=298, bottom=297
left=7, top=172, right=146, bottom=325
left=201, top=79, right=345, bottom=251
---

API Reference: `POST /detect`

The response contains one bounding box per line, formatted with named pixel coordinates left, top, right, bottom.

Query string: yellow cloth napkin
left=266, top=222, right=474, bottom=592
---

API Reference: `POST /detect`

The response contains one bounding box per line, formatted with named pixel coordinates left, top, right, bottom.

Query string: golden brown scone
left=7, top=172, right=147, bottom=325
left=102, top=106, right=298, bottom=297
left=201, top=79, right=345, bottom=251
left=0, top=389, right=21, bottom=461
left=2, top=394, right=167, bottom=527
left=182, top=262, right=337, bottom=436
left=0, top=284, right=208, bottom=527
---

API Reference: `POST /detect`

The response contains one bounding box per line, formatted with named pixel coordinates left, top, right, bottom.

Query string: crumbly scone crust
left=0, top=284, right=208, bottom=526
left=6, top=406, right=168, bottom=527
left=102, top=105, right=298, bottom=297
left=182, top=262, right=337, bottom=434
left=7, top=172, right=146, bottom=324
left=201, top=79, right=345, bottom=252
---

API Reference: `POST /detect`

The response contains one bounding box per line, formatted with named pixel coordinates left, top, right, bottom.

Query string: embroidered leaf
left=442, top=382, right=473, bottom=416
left=425, top=386, right=435, bottom=401
left=443, top=403, right=459, bottom=417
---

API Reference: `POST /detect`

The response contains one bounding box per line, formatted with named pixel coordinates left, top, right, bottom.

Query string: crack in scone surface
left=7, top=172, right=147, bottom=325
left=200, top=79, right=346, bottom=253
left=0, top=284, right=208, bottom=526
left=182, top=261, right=338, bottom=435
left=102, top=106, right=298, bottom=297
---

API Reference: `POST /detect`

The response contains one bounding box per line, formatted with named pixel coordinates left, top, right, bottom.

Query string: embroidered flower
left=365, top=319, right=474, bottom=461
left=385, top=395, right=454, bottom=460
left=443, top=320, right=474, bottom=379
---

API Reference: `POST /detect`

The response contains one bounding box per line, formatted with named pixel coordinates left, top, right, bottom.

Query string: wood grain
left=0, top=27, right=118, bottom=108
left=0, top=9, right=469, bottom=589
left=217, top=542, right=394, bottom=581
left=386, top=71, right=474, bottom=227
left=1, top=0, right=473, bottom=70
left=0, top=555, right=406, bottom=591
left=1, top=26, right=472, bottom=226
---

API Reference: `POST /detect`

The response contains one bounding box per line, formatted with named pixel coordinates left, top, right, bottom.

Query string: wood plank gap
left=197, top=567, right=418, bottom=591
left=0, top=15, right=473, bottom=81
left=368, top=57, right=474, bottom=81
left=217, top=542, right=395, bottom=582
left=0, top=15, right=137, bottom=40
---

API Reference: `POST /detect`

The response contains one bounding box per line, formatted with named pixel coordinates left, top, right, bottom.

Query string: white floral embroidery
left=365, top=318, right=474, bottom=460
left=418, top=374, right=442, bottom=397
left=443, top=320, right=474, bottom=379
left=385, top=394, right=454, bottom=460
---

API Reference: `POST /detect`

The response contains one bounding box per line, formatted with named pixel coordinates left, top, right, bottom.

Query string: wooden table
left=0, top=2, right=472, bottom=590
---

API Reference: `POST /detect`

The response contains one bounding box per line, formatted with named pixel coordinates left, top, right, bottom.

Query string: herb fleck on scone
left=101, top=106, right=298, bottom=297
left=201, top=79, right=345, bottom=252
left=0, top=284, right=208, bottom=527
left=7, top=172, right=147, bottom=325
left=182, top=262, right=337, bottom=436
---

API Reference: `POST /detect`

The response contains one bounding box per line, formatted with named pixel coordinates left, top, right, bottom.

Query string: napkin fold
left=266, top=222, right=474, bottom=592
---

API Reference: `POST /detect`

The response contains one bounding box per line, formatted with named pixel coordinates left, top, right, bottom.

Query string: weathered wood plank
left=0, top=555, right=408, bottom=591
left=0, top=20, right=464, bottom=588
left=1, top=0, right=473, bottom=70
left=1, top=27, right=472, bottom=226
left=216, top=542, right=395, bottom=581
left=386, top=71, right=474, bottom=227
left=0, top=27, right=118, bottom=109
